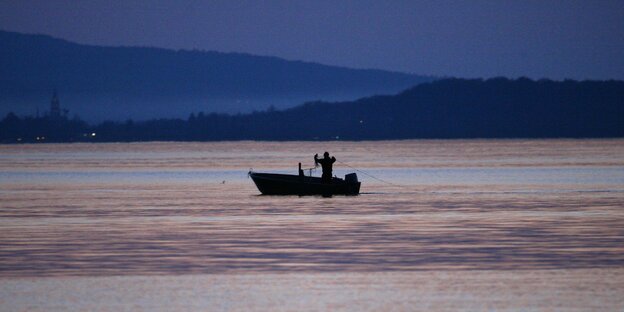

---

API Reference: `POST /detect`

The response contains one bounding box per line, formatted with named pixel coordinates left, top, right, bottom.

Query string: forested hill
left=1, top=78, right=623, bottom=142
left=275, top=77, right=624, bottom=139
left=0, top=30, right=431, bottom=121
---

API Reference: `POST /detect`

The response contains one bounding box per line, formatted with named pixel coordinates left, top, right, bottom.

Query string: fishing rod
left=311, top=154, right=407, bottom=188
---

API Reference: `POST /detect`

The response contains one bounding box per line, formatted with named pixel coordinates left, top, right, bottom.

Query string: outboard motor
left=345, top=173, right=358, bottom=183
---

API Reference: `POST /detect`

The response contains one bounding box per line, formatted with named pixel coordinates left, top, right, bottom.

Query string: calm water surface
left=1, top=140, right=623, bottom=311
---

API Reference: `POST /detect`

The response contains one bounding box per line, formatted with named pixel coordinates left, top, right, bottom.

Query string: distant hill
left=273, top=77, right=624, bottom=139
left=2, top=77, right=622, bottom=142
left=0, top=30, right=432, bottom=121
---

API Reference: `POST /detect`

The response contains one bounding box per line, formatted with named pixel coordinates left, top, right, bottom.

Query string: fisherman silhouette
left=314, top=152, right=336, bottom=183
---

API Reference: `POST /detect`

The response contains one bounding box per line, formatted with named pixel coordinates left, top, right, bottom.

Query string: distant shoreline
left=2, top=78, right=623, bottom=143
left=2, top=137, right=623, bottom=146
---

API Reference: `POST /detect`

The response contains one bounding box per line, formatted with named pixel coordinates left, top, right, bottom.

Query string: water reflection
left=0, top=140, right=623, bottom=277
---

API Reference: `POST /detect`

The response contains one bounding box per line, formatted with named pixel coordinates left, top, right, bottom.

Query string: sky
left=1, top=0, right=623, bottom=80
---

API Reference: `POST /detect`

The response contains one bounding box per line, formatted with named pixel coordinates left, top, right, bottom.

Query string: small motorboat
left=249, top=163, right=361, bottom=196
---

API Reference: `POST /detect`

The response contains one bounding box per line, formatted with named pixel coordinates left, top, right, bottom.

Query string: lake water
left=1, top=140, right=623, bottom=311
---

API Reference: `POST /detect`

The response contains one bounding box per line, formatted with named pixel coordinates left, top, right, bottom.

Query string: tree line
left=1, top=77, right=623, bottom=143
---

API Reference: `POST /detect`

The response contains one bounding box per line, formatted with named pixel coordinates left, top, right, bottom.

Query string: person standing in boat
left=315, top=152, right=336, bottom=183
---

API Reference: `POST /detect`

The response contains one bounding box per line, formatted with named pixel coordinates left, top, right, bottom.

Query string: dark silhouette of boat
left=248, top=164, right=360, bottom=195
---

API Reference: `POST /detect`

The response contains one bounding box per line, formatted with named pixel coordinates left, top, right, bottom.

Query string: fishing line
left=336, top=160, right=407, bottom=188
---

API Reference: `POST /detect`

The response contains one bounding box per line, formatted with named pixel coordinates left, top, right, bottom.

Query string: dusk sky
left=1, top=0, right=623, bottom=80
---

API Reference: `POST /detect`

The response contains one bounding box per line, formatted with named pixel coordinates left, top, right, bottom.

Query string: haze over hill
left=2, top=78, right=622, bottom=143
left=0, top=30, right=432, bottom=122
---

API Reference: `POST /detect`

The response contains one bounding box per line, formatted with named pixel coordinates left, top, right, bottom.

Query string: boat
left=248, top=163, right=361, bottom=196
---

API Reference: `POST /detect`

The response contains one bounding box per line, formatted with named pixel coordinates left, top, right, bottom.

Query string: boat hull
left=249, top=172, right=361, bottom=196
